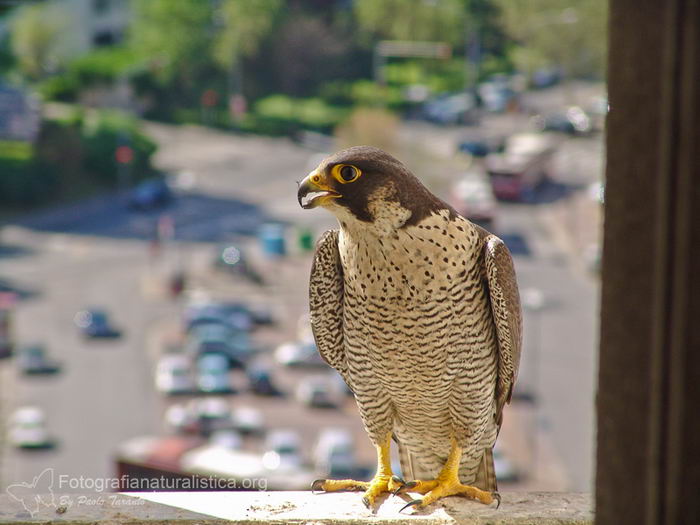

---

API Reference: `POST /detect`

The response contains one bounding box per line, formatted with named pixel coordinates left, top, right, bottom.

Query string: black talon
left=392, top=479, right=417, bottom=495
left=493, top=492, right=502, bottom=509
left=391, top=475, right=405, bottom=495
left=399, top=498, right=423, bottom=513
left=362, top=496, right=372, bottom=510
left=311, top=479, right=326, bottom=494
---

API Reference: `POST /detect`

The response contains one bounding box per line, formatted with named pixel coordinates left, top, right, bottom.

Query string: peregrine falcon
left=297, top=146, right=522, bottom=511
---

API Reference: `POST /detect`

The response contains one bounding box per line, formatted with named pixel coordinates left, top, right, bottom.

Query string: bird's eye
left=338, top=165, right=359, bottom=183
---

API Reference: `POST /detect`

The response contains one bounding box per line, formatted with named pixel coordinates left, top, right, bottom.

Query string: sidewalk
left=540, top=190, right=603, bottom=277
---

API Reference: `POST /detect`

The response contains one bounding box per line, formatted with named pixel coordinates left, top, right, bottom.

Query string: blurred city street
left=0, top=0, right=610, bottom=505
left=1, top=81, right=602, bottom=493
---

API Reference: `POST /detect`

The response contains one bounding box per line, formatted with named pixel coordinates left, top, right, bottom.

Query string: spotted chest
left=337, top=212, right=491, bottom=393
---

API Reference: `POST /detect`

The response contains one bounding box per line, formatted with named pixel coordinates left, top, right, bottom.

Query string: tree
left=354, top=0, right=467, bottom=46
left=10, top=3, right=68, bottom=80
left=212, top=0, right=282, bottom=71
left=213, top=0, right=282, bottom=100
left=493, top=0, right=607, bottom=79
left=129, top=0, right=213, bottom=86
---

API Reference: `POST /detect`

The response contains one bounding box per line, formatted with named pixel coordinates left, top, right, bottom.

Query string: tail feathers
left=395, top=438, right=432, bottom=481
left=396, top=438, right=497, bottom=493
left=396, top=439, right=415, bottom=480
left=472, top=448, right=498, bottom=492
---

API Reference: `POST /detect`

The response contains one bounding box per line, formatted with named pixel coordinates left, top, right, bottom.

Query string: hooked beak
left=297, top=170, right=340, bottom=209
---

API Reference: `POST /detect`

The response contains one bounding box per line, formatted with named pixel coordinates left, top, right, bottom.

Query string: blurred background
left=0, top=0, right=606, bottom=497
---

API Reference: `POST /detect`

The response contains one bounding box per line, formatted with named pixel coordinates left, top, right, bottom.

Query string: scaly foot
left=395, top=478, right=500, bottom=512
left=393, top=437, right=500, bottom=512
left=311, top=434, right=395, bottom=512
left=312, top=474, right=393, bottom=509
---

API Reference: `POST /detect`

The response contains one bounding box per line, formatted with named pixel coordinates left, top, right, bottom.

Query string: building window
left=93, top=31, right=115, bottom=47
left=93, top=0, right=110, bottom=14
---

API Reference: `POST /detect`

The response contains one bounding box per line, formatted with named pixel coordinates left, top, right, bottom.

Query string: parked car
left=7, top=407, right=54, bottom=449
left=185, top=301, right=273, bottom=333
left=74, top=309, right=121, bottom=338
left=128, top=178, right=172, bottom=210
left=296, top=375, right=342, bottom=408
left=449, top=171, right=498, bottom=230
left=275, top=342, right=327, bottom=368
left=213, top=244, right=262, bottom=284
left=185, top=302, right=251, bottom=332
left=196, top=353, right=234, bottom=394
left=165, top=398, right=237, bottom=436
left=209, top=429, right=243, bottom=450
left=314, top=428, right=355, bottom=478
left=17, top=345, right=61, bottom=375
left=478, top=81, right=516, bottom=113
left=422, top=92, right=479, bottom=125
left=155, top=354, right=194, bottom=395
left=247, top=365, right=283, bottom=396
left=186, top=321, right=253, bottom=368
left=457, top=140, right=491, bottom=158
left=263, top=429, right=303, bottom=472
left=532, top=106, right=593, bottom=135
left=231, top=406, right=265, bottom=436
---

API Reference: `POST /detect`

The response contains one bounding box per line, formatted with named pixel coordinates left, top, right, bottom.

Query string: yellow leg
left=395, top=437, right=499, bottom=511
left=311, top=434, right=394, bottom=509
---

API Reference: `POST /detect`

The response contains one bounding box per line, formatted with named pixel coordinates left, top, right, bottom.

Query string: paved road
left=1, top=86, right=601, bottom=493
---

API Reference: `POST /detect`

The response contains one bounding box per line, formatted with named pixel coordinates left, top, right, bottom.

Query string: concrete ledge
left=0, top=491, right=592, bottom=524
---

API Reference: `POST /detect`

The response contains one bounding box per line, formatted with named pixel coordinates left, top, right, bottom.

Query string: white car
left=263, top=429, right=303, bottom=472
left=155, top=355, right=195, bottom=395
left=8, top=407, right=53, bottom=449
left=231, top=406, right=265, bottom=436
left=449, top=171, right=498, bottom=230
left=314, top=428, right=355, bottom=477
left=296, top=375, right=342, bottom=408
left=165, top=398, right=234, bottom=436
left=209, top=429, right=243, bottom=450
left=275, top=341, right=326, bottom=368
left=196, top=353, right=233, bottom=394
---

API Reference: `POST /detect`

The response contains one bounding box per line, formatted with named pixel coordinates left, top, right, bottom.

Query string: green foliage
left=354, top=0, right=467, bottom=46
left=130, top=0, right=214, bottom=86
left=213, top=0, right=283, bottom=69
left=384, top=59, right=467, bottom=92
left=0, top=142, right=58, bottom=206
left=0, top=157, right=58, bottom=206
left=243, top=95, right=347, bottom=135
left=0, top=34, right=16, bottom=75
left=9, top=3, right=69, bottom=80
left=2, top=0, right=607, bottom=143
left=37, top=46, right=142, bottom=102
left=37, top=74, right=79, bottom=101
left=81, top=112, right=157, bottom=185
left=493, top=0, right=607, bottom=79
left=0, top=111, right=156, bottom=207
left=68, top=46, right=142, bottom=84
left=0, top=141, right=32, bottom=161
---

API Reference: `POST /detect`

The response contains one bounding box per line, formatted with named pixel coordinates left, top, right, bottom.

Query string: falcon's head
left=297, top=146, right=448, bottom=227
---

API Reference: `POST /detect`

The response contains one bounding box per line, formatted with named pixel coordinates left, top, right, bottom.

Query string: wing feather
left=309, top=230, right=351, bottom=387
left=482, top=233, right=523, bottom=428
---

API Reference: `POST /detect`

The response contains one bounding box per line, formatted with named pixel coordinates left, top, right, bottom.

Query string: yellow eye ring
left=332, top=164, right=361, bottom=184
